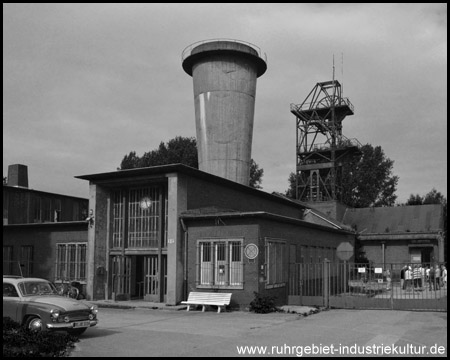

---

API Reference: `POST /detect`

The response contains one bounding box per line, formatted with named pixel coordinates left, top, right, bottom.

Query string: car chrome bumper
left=46, top=319, right=98, bottom=329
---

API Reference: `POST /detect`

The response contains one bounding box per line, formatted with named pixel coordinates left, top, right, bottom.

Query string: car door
left=3, top=282, right=20, bottom=321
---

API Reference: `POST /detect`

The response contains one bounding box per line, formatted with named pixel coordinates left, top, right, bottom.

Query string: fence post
left=323, top=259, right=330, bottom=308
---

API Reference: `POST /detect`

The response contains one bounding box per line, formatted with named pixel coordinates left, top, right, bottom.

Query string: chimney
left=7, top=164, right=29, bottom=188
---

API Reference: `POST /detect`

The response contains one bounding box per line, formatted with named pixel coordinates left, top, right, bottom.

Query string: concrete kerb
left=85, top=300, right=323, bottom=316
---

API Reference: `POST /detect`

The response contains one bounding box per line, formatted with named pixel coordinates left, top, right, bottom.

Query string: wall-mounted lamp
left=86, top=209, right=94, bottom=228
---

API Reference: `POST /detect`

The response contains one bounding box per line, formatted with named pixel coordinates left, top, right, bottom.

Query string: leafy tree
left=340, top=144, right=398, bottom=208
left=285, top=144, right=399, bottom=208
left=249, top=159, right=264, bottom=189
left=120, top=136, right=198, bottom=169
left=119, top=136, right=263, bottom=188
left=405, top=193, right=424, bottom=205
left=285, top=172, right=296, bottom=199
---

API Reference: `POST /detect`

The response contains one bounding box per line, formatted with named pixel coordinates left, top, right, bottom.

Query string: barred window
left=198, top=239, right=243, bottom=288
left=128, top=187, right=161, bottom=248
left=113, top=187, right=164, bottom=249
left=55, top=243, right=87, bottom=282
left=265, top=238, right=287, bottom=288
left=112, top=191, right=125, bottom=248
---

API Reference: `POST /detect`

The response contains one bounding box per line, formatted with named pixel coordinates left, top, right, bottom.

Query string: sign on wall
left=244, top=243, right=259, bottom=259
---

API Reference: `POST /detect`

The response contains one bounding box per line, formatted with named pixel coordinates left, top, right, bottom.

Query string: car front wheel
left=26, top=316, right=44, bottom=331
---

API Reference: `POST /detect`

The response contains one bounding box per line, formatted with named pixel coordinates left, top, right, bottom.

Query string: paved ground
left=70, top=303, right=447, bottom=357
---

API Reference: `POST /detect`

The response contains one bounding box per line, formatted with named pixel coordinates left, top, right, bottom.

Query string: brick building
left=343, top=204, right=445, bottom=265
left=3, top=165, right=89, bottom=285
left=76, top=164, right=355, bottom=307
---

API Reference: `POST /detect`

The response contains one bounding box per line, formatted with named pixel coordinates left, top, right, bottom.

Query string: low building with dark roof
left=342, top=204, right=445, bottom=265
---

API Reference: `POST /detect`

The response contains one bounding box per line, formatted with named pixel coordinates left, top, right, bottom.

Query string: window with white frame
left=197, top=239, right=243, bottom=288
left=265, top=238, right=287, bottom=288
left=55, top=243, right=87, bottom=282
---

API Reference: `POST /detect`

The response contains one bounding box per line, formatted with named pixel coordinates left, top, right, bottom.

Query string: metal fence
left=289, top=261, right=447, bottom=311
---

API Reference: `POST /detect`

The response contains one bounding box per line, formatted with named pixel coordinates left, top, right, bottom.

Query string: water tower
left=182, top=39, right=267, bottom=185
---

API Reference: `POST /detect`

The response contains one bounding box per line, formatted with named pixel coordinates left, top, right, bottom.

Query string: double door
left=111, top=255, right=167, bottom=302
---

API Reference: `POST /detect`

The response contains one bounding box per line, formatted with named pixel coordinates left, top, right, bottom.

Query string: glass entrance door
left=111, top=255, right=131, bottom=300
left=143, top=255, right=167, bottom=302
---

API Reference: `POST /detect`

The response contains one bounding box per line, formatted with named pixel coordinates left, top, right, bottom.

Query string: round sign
left=336, top=242, right=354, bottom=261
left=244, top=243, right=259, bottom=259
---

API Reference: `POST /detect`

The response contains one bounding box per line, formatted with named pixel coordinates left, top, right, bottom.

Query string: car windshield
left=18, top=281, right=59, bottom=296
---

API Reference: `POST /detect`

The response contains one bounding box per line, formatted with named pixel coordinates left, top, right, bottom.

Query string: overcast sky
left=3, top=3, right=447, bottom=204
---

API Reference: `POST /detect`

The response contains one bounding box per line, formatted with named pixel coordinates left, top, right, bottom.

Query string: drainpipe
left=381, top=242, right=385, bottom=269
left=180, top=218, right=188, bottom=301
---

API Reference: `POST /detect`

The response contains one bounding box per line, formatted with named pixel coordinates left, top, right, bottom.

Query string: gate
left=289, top=261, right=447, bottom=311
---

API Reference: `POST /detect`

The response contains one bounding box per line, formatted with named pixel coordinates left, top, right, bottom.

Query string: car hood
left=26, top=296, right=91, bottom=311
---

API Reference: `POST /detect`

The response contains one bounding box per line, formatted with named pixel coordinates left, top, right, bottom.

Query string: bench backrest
left=187, top=292, right=232, bottom=304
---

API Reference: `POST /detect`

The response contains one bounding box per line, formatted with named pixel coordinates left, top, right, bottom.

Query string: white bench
left=181, top=292, right=232, bottom=313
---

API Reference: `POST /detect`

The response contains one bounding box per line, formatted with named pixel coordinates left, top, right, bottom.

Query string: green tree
left=405, top=193, right=424, bottom=205
left=285, top=144, right=399, bottom=208
left=340, top=144, right=399, bottom=208
left=119, top=136, right=264, bottom=188
left=249, top=159, right=264, bottom=189
left=120, top=136, right=198, bottom=169
left=285, top=172, right=297, bottom=199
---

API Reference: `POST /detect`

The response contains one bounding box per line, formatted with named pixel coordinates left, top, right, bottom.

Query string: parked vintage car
left=3, top=276, right=98, bottom=335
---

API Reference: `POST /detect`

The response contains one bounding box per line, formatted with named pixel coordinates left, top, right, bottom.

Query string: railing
left=291, top=97, right=354, bottom=114
left=301, top=136, right=362, bottom=153
left=289, top=261, right=447, bottom=311
left=182, top=38, right=267, bottom=64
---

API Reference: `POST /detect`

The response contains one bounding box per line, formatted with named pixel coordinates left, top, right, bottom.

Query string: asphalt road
left=70, top=308, right=447, bottom=357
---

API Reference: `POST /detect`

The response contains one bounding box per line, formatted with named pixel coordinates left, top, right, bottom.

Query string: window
left=3, top=190, right=8, bottom=225
left=33, top=196, right=41, bottom=223
left=112, top=187, right=165, bottom=249
left=42, top=197, right=52, bottom=222
left=55, top=243, right=87, bottom=282
left=54, top=199, right=61, bottom=222
left=197, top=239, right=243, bottom=288
left=112, top=191, right=125, bottom=248
left=3, top=246, right=13, bottom=275
left=265, top=238, right=287, bottom=288
left=128, top=187, right=161, bottom=248
left=3, top=283, right=19, bottom=297
left=20, top=246, right=33, bottom=277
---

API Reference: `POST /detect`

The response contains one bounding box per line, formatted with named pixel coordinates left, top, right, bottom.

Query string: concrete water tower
left=182, top=39, right=267, bottom=185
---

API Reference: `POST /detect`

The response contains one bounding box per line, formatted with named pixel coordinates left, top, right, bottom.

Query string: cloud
left=3, top=3, right=447, bottom=203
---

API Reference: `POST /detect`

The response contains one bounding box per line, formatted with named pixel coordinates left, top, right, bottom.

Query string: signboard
left=244, top=244, right=259, bottom=259
left=336, top=242, right=354, bottom=261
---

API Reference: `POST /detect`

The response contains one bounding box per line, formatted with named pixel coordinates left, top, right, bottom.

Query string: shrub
left=3, top=317, right=78, bottom=357
left=249, top=292, right=277, bottom=314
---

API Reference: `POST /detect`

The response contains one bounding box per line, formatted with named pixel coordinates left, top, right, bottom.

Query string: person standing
left=413, top=264, right=421, bottom=290
left=405, top=266, right=412, bottom=292
left=434, top=264, right=441, bottom=290
left=441, top=265, right=447, bottom=288
left=401, top=265, right=407, bottom=290
left=429, top=265, right=436, bottom=290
